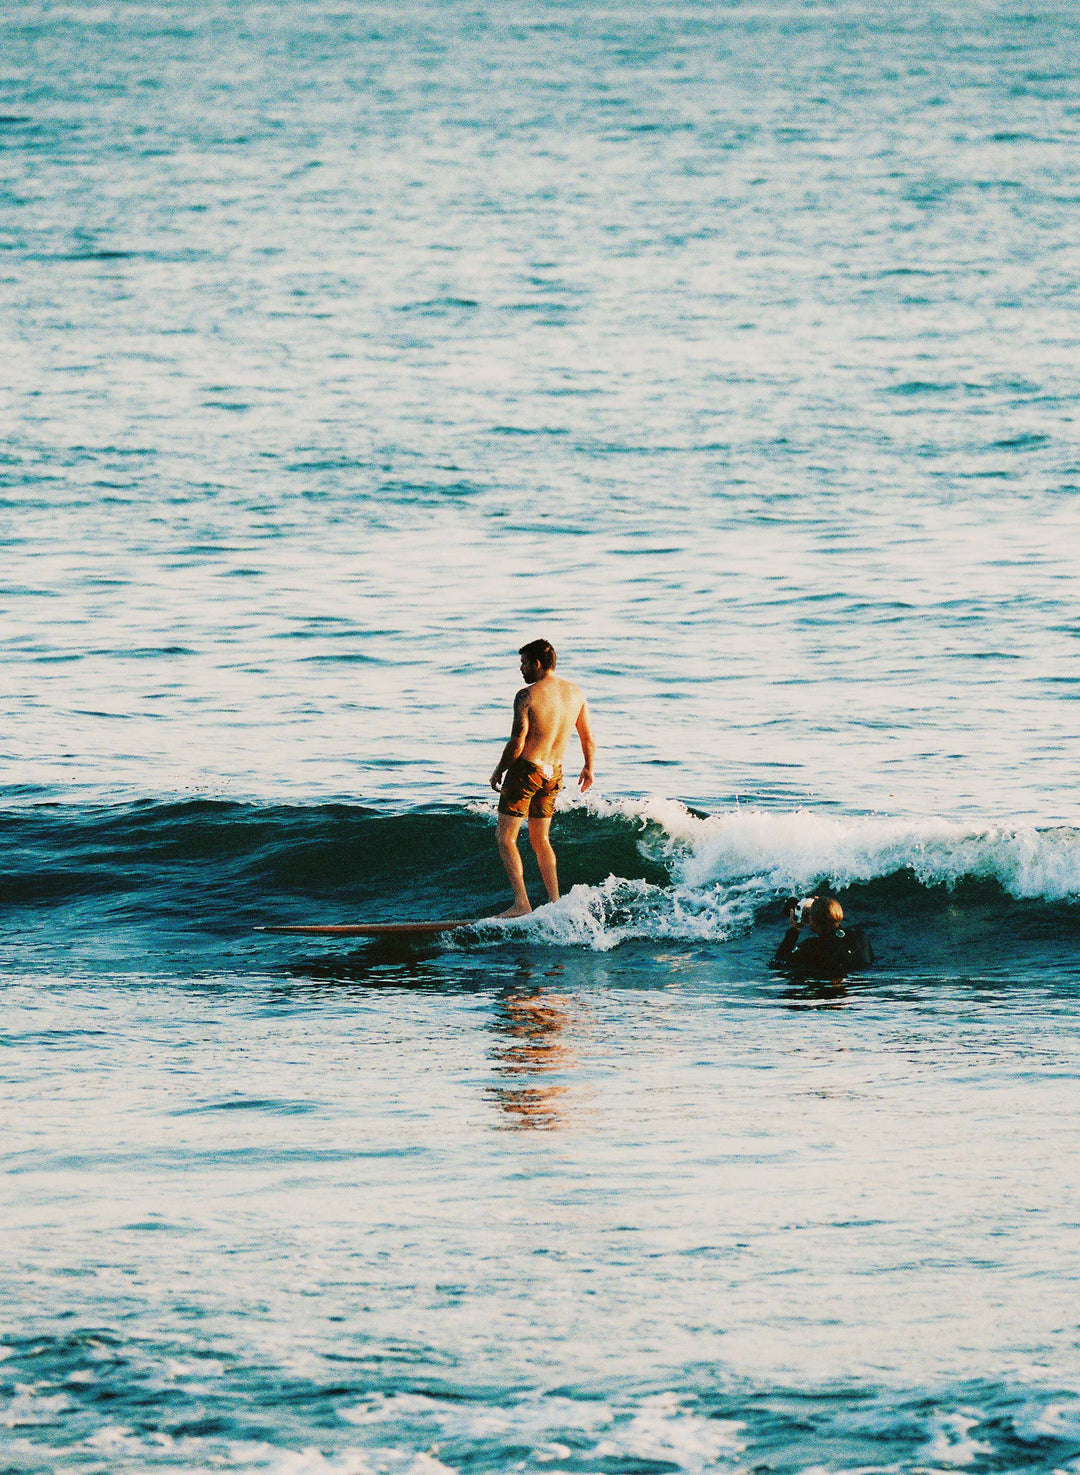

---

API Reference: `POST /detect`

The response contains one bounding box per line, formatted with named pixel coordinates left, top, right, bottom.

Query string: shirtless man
left=489, top=639, right=595, bottom=917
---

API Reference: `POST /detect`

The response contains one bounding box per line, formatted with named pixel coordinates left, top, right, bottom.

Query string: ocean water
left=4, top=0, right=1080, bottom=1470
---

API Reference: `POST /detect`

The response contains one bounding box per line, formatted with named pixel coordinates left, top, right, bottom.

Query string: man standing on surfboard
left=489, top=639, right=596, bottom=917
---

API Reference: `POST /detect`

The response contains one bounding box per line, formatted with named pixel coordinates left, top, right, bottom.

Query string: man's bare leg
left=496, top=815, right=532, bottom=917
left=528, top=817, right=559, bottom=904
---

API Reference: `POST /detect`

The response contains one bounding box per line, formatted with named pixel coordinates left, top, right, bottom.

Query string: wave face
left=524, top=800, right=1080, bottom=953
left=4, top=797, right=1080, bottom=965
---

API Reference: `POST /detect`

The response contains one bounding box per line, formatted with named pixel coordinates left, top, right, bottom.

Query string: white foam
left=269, top=1447, right=373, bottom=1474
left=339, top=1392, right=443, bottom=1427
left=594, top=797, right=1080, bottom=901
left=2, top=1387, right=71, bottom=1429
left=916, top=1410, right=989, bottom=1466
left=593, top=1391, right=745, bottom=1471
left=503, top=799, right=1080, bottom=949
left=1011, top=1398, right=1080, bottom=1443
left=339, top=1390, right=615, bottom=1442
left=525, top=876, right=754, bottom=951
left=336, top=1387, right=740, bottom=1475
left=406, top=1456, right=457, bottom=1475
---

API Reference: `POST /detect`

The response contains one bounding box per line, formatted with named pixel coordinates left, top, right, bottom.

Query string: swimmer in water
left=774, top=894, right=874, bottom=977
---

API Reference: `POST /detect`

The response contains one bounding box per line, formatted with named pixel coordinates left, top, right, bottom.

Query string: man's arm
left=773, top=899, right=803, bottom=964
left=490, top=690, right=529, bottom=791
left=576, top=699, right=596, bottom=793
left=773, top=926, right=802, bottom=964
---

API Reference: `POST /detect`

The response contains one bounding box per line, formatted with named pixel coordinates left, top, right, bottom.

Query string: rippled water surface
left=3, top=0, right=1080, bottom=1469
left=5, top=0, right=1080, bottom=816
left=8, top=965, right=1080, bottom=1472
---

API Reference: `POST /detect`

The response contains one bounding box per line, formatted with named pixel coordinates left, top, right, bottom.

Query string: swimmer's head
left=809, top=896, right=844, bottom=933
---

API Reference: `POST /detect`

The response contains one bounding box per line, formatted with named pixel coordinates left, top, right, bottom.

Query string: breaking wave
left=512, top=798, right=1080, bottom=949
left=2, top=794, right=1079, bottom=957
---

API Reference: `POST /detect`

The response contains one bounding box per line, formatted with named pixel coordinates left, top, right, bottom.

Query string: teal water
left=3, top=1, right=1080, bottom=1469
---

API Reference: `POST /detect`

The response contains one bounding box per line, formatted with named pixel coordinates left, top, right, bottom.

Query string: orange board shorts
left=498, top=757, right=563, bottom=819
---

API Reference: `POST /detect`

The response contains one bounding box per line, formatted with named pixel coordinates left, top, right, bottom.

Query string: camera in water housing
left=782, top=895, right=818, bottom=921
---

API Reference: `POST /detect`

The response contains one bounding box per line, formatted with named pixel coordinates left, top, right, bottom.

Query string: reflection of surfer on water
left=487, top=984, right=582, bottom=1131
left=489, top=639, right=596, bottom=918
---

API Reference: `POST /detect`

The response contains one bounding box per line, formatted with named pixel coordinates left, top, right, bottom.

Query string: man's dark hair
left=519, top=638, right=556, bottom=671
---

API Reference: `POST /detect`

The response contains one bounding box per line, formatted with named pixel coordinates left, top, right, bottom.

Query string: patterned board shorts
left=498, top=757, right=563, bottom=818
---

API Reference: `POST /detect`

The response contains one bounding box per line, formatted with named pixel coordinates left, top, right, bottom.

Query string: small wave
left=2, top=797, right=1079, bottom=958
left=990, top=431, right=1050, bottom=450
left=886, top=379, right=956, bottom=395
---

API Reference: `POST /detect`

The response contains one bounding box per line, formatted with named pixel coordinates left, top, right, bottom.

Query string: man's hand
left=578, top=767, right=593, bottom=793
left=783, top=895, right=816, bottom=927
left=490, top=768, right=504, bottom=792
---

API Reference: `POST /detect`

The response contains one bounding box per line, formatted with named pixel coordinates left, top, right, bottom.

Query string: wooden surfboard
left=255, top=919, right=492, bottom=938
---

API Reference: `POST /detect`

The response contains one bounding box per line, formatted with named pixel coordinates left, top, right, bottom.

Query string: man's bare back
left=515, top=674, right=588, bottom=769
left=489, top=641, right=596, bottom=917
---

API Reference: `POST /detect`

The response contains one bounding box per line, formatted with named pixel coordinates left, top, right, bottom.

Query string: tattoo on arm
left=511, top=689, right=529, bottom=740
left=496, top=690, right=529, bottom=773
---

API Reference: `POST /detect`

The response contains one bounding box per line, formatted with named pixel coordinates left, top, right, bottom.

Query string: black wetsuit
left=773, top=925, right=874, bottom=977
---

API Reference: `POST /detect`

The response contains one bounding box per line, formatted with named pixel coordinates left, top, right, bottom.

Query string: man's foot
left=496, top=903, right=533, bottom=918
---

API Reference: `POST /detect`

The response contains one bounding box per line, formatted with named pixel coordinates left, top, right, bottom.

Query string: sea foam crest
left=523, top=798, right=1080, bottom=949
left=595, top=797, right=1080, bottom=902
left=521, top=874, right=753, bottom=951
